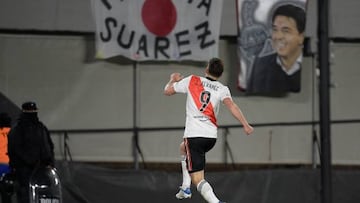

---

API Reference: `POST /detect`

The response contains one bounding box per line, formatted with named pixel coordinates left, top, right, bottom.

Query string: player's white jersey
left=173, top=75, right=232, bottom=138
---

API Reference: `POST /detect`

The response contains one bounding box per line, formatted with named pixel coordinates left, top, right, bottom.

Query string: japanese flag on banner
left=236, top=0, right=308, bottom=95
left=91, top=0, right=223, bottom=61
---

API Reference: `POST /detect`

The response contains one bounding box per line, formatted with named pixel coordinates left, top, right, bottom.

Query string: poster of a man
left=237, top=0, right=307, bottom=95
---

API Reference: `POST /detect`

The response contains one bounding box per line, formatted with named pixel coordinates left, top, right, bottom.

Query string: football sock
left=197, top=179, right=220, bottom=203
left=181, top=155, right=191, bottom=188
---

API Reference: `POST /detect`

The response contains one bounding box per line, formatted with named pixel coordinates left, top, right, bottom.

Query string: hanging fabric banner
left=236, top=0, right=308, bottom=95
left=91, top=0, right=223, bottom=61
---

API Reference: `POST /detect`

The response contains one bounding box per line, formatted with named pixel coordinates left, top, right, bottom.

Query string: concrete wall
left=1, top=34, right=359, bottom=165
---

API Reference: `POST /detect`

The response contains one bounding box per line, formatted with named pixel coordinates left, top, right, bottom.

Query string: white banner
left=91, top=0, right=223, bottom=61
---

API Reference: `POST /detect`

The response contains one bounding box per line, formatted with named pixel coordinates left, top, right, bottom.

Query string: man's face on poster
left=271, top=15, right=304, bottom=60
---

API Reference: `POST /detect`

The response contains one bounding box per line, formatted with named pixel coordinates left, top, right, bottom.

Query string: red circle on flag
left=141, top=0, right=177, bottom=37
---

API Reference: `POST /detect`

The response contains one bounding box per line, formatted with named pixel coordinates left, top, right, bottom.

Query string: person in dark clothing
left=8, top=101, right=54, bottom=203
left=247, top=4, right=306, bottom=94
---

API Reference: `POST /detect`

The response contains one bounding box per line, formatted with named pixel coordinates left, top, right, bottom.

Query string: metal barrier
left=50, top=119, right=360, bottom=170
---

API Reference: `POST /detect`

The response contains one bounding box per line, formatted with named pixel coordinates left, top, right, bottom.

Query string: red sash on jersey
left=189, top=76, right=217, bottom=126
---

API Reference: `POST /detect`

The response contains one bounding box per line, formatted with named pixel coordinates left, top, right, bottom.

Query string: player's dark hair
left=272, top=4, right=306, bottom=33
left=208, top=57, right=224, bottom=78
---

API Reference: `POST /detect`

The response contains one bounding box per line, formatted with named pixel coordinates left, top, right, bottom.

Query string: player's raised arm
left=164, top=72, right=183, bottom=96
left=223, top=98, right=254, bottom=135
